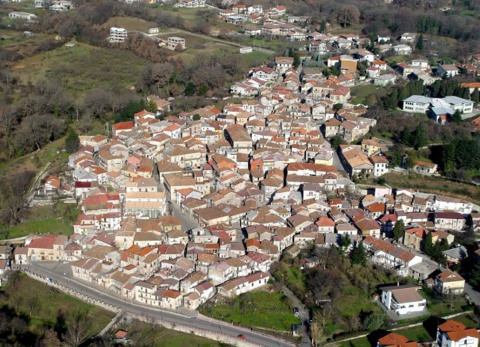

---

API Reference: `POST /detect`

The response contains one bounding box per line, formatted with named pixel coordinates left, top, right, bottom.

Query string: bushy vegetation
left=272, top=246, right=400, bottom=342
left=0, top=273, right=114, bottom=345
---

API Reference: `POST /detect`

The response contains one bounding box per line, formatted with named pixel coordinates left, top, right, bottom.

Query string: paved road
left=332, top=150, right=348, bottom=176
left=27, top=262, right=293, bottom=347
left=281, top=286, right=310, bottom=346
left=464, top=283, right=480, bottom=307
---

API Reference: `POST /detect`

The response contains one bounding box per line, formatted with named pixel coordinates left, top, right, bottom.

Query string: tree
left=393, top=220, right=405, bottom=241
left=192, top=114, right=201, bottom=121
left=65, top=128, right=80, bottom=154
left=330, top=135, right=345, bottom=150
left=469, top=258, right=480, bottom=290
left=63, top=310, right=92, bottom=347
left=451, top=110, right=462, bottom=124
left=320, top=19, right=327, bottom=33
left=351, top=242, right=367, bottom=265
left=416, top=33, right=424, bottom=51
left=411, top=123, right=427, bottom=149
left=362, top=311, right=385, bottom=330
left=423, top=231, right=433, bottom=256
left=384, top=88, right=399, bottom=110
left=335, top=5, right=361, bottom=28
left=339, top=234, right=351, bottom=249
left=472, top=88, right=480, bottom=104
left=184, top=82, right=195, bottom=96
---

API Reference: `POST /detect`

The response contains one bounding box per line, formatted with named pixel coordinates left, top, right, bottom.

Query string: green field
left=200, top=291, right=300, bottom=331
left=1, top=273, right=114, bottom=337
left=12, top=42, right=148, bottom=98
left=4, top=218, right=72, bottom=240
left=241, top=51, right=272, bottom=66
left=156, top=32, right=238, bottom=63
left=351, top=85, right=388, bottom=105
left=102, top=16, right=160, bottom=32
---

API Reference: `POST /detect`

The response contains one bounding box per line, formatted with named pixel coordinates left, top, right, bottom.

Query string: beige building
left=434, top=269, right=465, bottom=295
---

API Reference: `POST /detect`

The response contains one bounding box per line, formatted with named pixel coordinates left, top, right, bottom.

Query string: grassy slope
left=384, top=173, right=480, bottom=205
left=6, top=218, right=72, bottom=239
left=102, top=16, right=159, bottom=32
left=200, top=290, right=300, bottom=331
left=350, top=85, right=387, bottom=104
left=0, top=274, right=114, bottom=337
left=12, top=42, right=148, bottom=98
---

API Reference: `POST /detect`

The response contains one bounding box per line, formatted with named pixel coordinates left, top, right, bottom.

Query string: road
left=281, top=286, right=310, bottom=346
left=27, top=262, right=293, bottom=347
left=464, top=283, right=480, bottom=307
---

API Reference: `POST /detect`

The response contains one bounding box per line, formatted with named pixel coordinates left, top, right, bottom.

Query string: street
left=26, top=262, right=294, bottom=347
left=281, top=285, right=311, bottom=346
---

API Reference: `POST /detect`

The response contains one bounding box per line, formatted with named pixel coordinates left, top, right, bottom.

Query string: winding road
left=26, top=262, right=294, bottom=347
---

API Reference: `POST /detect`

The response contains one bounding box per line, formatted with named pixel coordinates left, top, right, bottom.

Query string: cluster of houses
left=231, top=56, right=381, bottom=148
left=10, top=103, right=476, bottom=309
left=376, top=320, right=479, bottom=347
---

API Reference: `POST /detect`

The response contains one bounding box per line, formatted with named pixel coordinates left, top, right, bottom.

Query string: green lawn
left=338, top=285, right=379, bottom=318
left=5, top=218, right=72, bottom=239
left=200, top=290, right=300, bottom=331
left=350, top=85, right=387, bottom=105
left=1, top=273, right=114, bottom=337
left=241, top=51, right=272, bottom=66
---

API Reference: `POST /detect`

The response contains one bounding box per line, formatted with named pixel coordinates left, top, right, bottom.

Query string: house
left=374, top=74, right=396, bottom=86
left=442, top=246, right=467, bottom=264
left=434, top=269, right=465, bottom=295
left=8, top=12, right=37, bottom=21
left=412, top=161, right=437, bottom=176
left=393, top=45, right=412, bottom=55
left=166, top=37, right=186, bottom=51
left=109, top=27, right=127, bottom=43
left=434, top=212, right=465, bottom=231
left=380, top=284, right=427, bottom=316
left=437, top=64, right=459, bottom=78
left=436, top=320, right=480, bottom=347
left=377, top=333, right=418, bottom=347
left=275, top=57, right=294, bottom=73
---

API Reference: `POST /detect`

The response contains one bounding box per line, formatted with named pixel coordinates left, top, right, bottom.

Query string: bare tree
left=63, top=310, right=93, bottom=347
left=335, top=5, right=361, bottom=27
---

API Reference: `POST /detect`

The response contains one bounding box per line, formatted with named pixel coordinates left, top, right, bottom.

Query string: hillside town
left=0, top=50, right=476, bottom=319
left=2, top=0, right=480, bottom=345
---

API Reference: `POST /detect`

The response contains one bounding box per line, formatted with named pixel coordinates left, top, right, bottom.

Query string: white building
left=393, top=44, right=412, bottom=55
left=437, top=64, right=459, bottom=78
left=380, top=284, right=427, bottom=316
left=109, top=27, right=127, bottom=43
left=403, top=95, right=473, bottom=115
left=8, top=11, right=37, bottom=21
left=166, top=37, right=186, bottom=51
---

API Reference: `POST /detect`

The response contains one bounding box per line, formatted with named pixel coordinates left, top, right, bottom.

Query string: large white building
left=402, top=95, right=473, bottom=115
left=109, top=27, right=127, bottom=43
